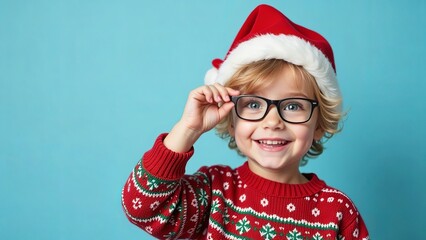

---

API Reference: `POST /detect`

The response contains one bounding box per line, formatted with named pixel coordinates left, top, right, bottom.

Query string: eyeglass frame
left=230, top=95, right=319, bottom=124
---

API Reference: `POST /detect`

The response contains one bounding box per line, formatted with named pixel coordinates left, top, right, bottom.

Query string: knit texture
left=122, top=134, right=369, bottom=239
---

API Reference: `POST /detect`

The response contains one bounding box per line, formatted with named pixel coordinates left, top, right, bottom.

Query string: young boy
left=122, top=4, right=369, bottom=239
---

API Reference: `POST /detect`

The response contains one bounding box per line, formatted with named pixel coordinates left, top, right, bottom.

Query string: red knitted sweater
left=122, top=134, right=369, bottom=239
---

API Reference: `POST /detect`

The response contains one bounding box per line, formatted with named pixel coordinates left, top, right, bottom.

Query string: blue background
left=1, top=0, right=425, bottom=239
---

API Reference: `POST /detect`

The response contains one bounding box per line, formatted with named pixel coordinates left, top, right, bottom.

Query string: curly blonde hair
left=215, top=59, right=343, bottom=165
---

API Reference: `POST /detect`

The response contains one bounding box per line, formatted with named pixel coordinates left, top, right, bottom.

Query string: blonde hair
left=215, top=59, right=343, bottom=165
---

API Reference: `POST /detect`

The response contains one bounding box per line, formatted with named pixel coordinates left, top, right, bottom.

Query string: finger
left=191, top=85, right=213, bottom=103
left=201, top=86, right=215, bottom=103
left=217, top=102, right=235, bottom=120
left=207, top=84, right=223, bottom=103
left=213, top=83, right=232, bottom=102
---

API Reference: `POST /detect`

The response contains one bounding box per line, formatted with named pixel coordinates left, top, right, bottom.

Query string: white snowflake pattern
left=211, top=199, right=221, bottom=214
left=136, top=165, right=143, bottom=178
left=286, top=228, right=303, bottom=240
left=198, top=189, right=209, bottom=206
left=223, top=182, right=229, bottom=190
left=239, top=194, right=246, bottom=202
left=260, top=223, right=276, bottom=239
left=150, top=201, right=160, bottom=210
left=261, top=198, right=269, bottom=207
left=236, top=216, right=251, bottom=234
left=336, top=212, right=343, bottom=221
left=312, top=232, right=324, bottom=240
left=327, top=197, right=334, bottom=203
left=132, top=198, right=142, bottom=209
left=145, top=226, right=153, bottom=234
left=287, top=203, right=296, bottom=212
left=207, top=233, right=213, bottom=240
left=191, top=199, right=197, bottom=207
left=312, top=208, right=320, bottom=217
left=190, top=214, right=198, bottom=222
left=353, top=228, right=359, bottom=238
left=226, top=172, right=232, bottom=177
left=146, top=178, right=159, bottom=190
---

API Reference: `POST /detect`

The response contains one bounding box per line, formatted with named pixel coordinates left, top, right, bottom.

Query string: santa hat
left=205, top=4, right=341, bottom=103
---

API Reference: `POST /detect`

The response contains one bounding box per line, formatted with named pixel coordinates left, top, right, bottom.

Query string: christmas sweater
left=122, top=134, right=369, bottom=239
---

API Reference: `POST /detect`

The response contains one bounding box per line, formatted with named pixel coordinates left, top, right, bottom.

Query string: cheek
left=233, top=118, right=256, bottom=140
left=292, top=125, right=317, bottom=146
left=233, top=119, right=247, bottom=137
left=299, top=113, right=321, bottom=141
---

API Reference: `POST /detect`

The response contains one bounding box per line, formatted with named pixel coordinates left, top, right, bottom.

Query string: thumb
left=217, top=102, right=235, bottom=121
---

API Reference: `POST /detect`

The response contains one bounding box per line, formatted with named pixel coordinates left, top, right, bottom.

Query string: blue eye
left=247, top=101, right=262, bottom=109
left=284, top=103, right=303, bottom=111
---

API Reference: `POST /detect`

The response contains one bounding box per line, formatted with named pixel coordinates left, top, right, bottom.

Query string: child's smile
left=255, top=138, right=289, bottom=152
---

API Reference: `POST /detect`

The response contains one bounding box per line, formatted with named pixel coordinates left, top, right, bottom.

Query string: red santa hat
left=205, top=4, right=341, bottom=103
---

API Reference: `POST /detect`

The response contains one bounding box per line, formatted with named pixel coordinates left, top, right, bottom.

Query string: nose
left=262, top=106, right=285, bottom=130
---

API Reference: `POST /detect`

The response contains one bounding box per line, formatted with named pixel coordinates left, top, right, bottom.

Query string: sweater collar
left=237, top=162, right=326, bottom=198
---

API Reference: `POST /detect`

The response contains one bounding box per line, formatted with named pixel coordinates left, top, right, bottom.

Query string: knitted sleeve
left=121, top=133, right=211, bottom=239
left=338, top=202, right=370, bottom=239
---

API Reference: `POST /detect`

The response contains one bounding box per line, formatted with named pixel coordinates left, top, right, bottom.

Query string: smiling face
left=228, top=63, right=324, bottom=183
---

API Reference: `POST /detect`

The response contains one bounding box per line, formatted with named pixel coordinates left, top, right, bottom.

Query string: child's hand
left=182, top=83, right=239, bottom=134
left=164, top=83, right=239, bottom=153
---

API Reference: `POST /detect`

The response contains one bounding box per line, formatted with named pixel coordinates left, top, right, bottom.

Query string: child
left=122, top=4, right=369, bottom=240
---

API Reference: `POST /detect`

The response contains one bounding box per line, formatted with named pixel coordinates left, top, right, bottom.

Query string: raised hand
left=164, top=83, right=239, bottom=153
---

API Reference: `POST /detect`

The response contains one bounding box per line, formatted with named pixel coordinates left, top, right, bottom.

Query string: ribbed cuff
left=142, top=133, right=194, bottom=180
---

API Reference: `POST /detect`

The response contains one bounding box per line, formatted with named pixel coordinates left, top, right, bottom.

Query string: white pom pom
left=204, top=67, right=218, bottom=85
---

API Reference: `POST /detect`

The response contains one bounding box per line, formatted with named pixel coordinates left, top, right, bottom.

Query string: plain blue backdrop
left=1, top=0, right=425, bottom=239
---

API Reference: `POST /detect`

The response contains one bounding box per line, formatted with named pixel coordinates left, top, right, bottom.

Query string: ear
left=228, top=117, right=236, bottom=137
left=314, top=125, right=325, bottom=141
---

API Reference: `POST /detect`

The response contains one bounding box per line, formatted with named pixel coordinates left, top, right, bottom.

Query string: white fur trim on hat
left=204, top=34, right=341, bottom=101
left=204, top=67, right=218, bottom=86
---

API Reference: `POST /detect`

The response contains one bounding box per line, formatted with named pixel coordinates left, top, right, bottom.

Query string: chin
left=250, top=150, right=305, bottom=165
left=250, top=158, right=292, bottom=170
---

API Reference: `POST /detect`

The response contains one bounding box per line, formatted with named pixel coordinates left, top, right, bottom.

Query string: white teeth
left=258, top=140, right=286, bottom=145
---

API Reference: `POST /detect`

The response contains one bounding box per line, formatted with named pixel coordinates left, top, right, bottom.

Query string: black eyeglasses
left=230, top=95, right=318, bottom=124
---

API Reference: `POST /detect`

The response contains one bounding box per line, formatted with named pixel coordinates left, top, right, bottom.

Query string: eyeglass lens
left=235, top=96, right=315, bottom=123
